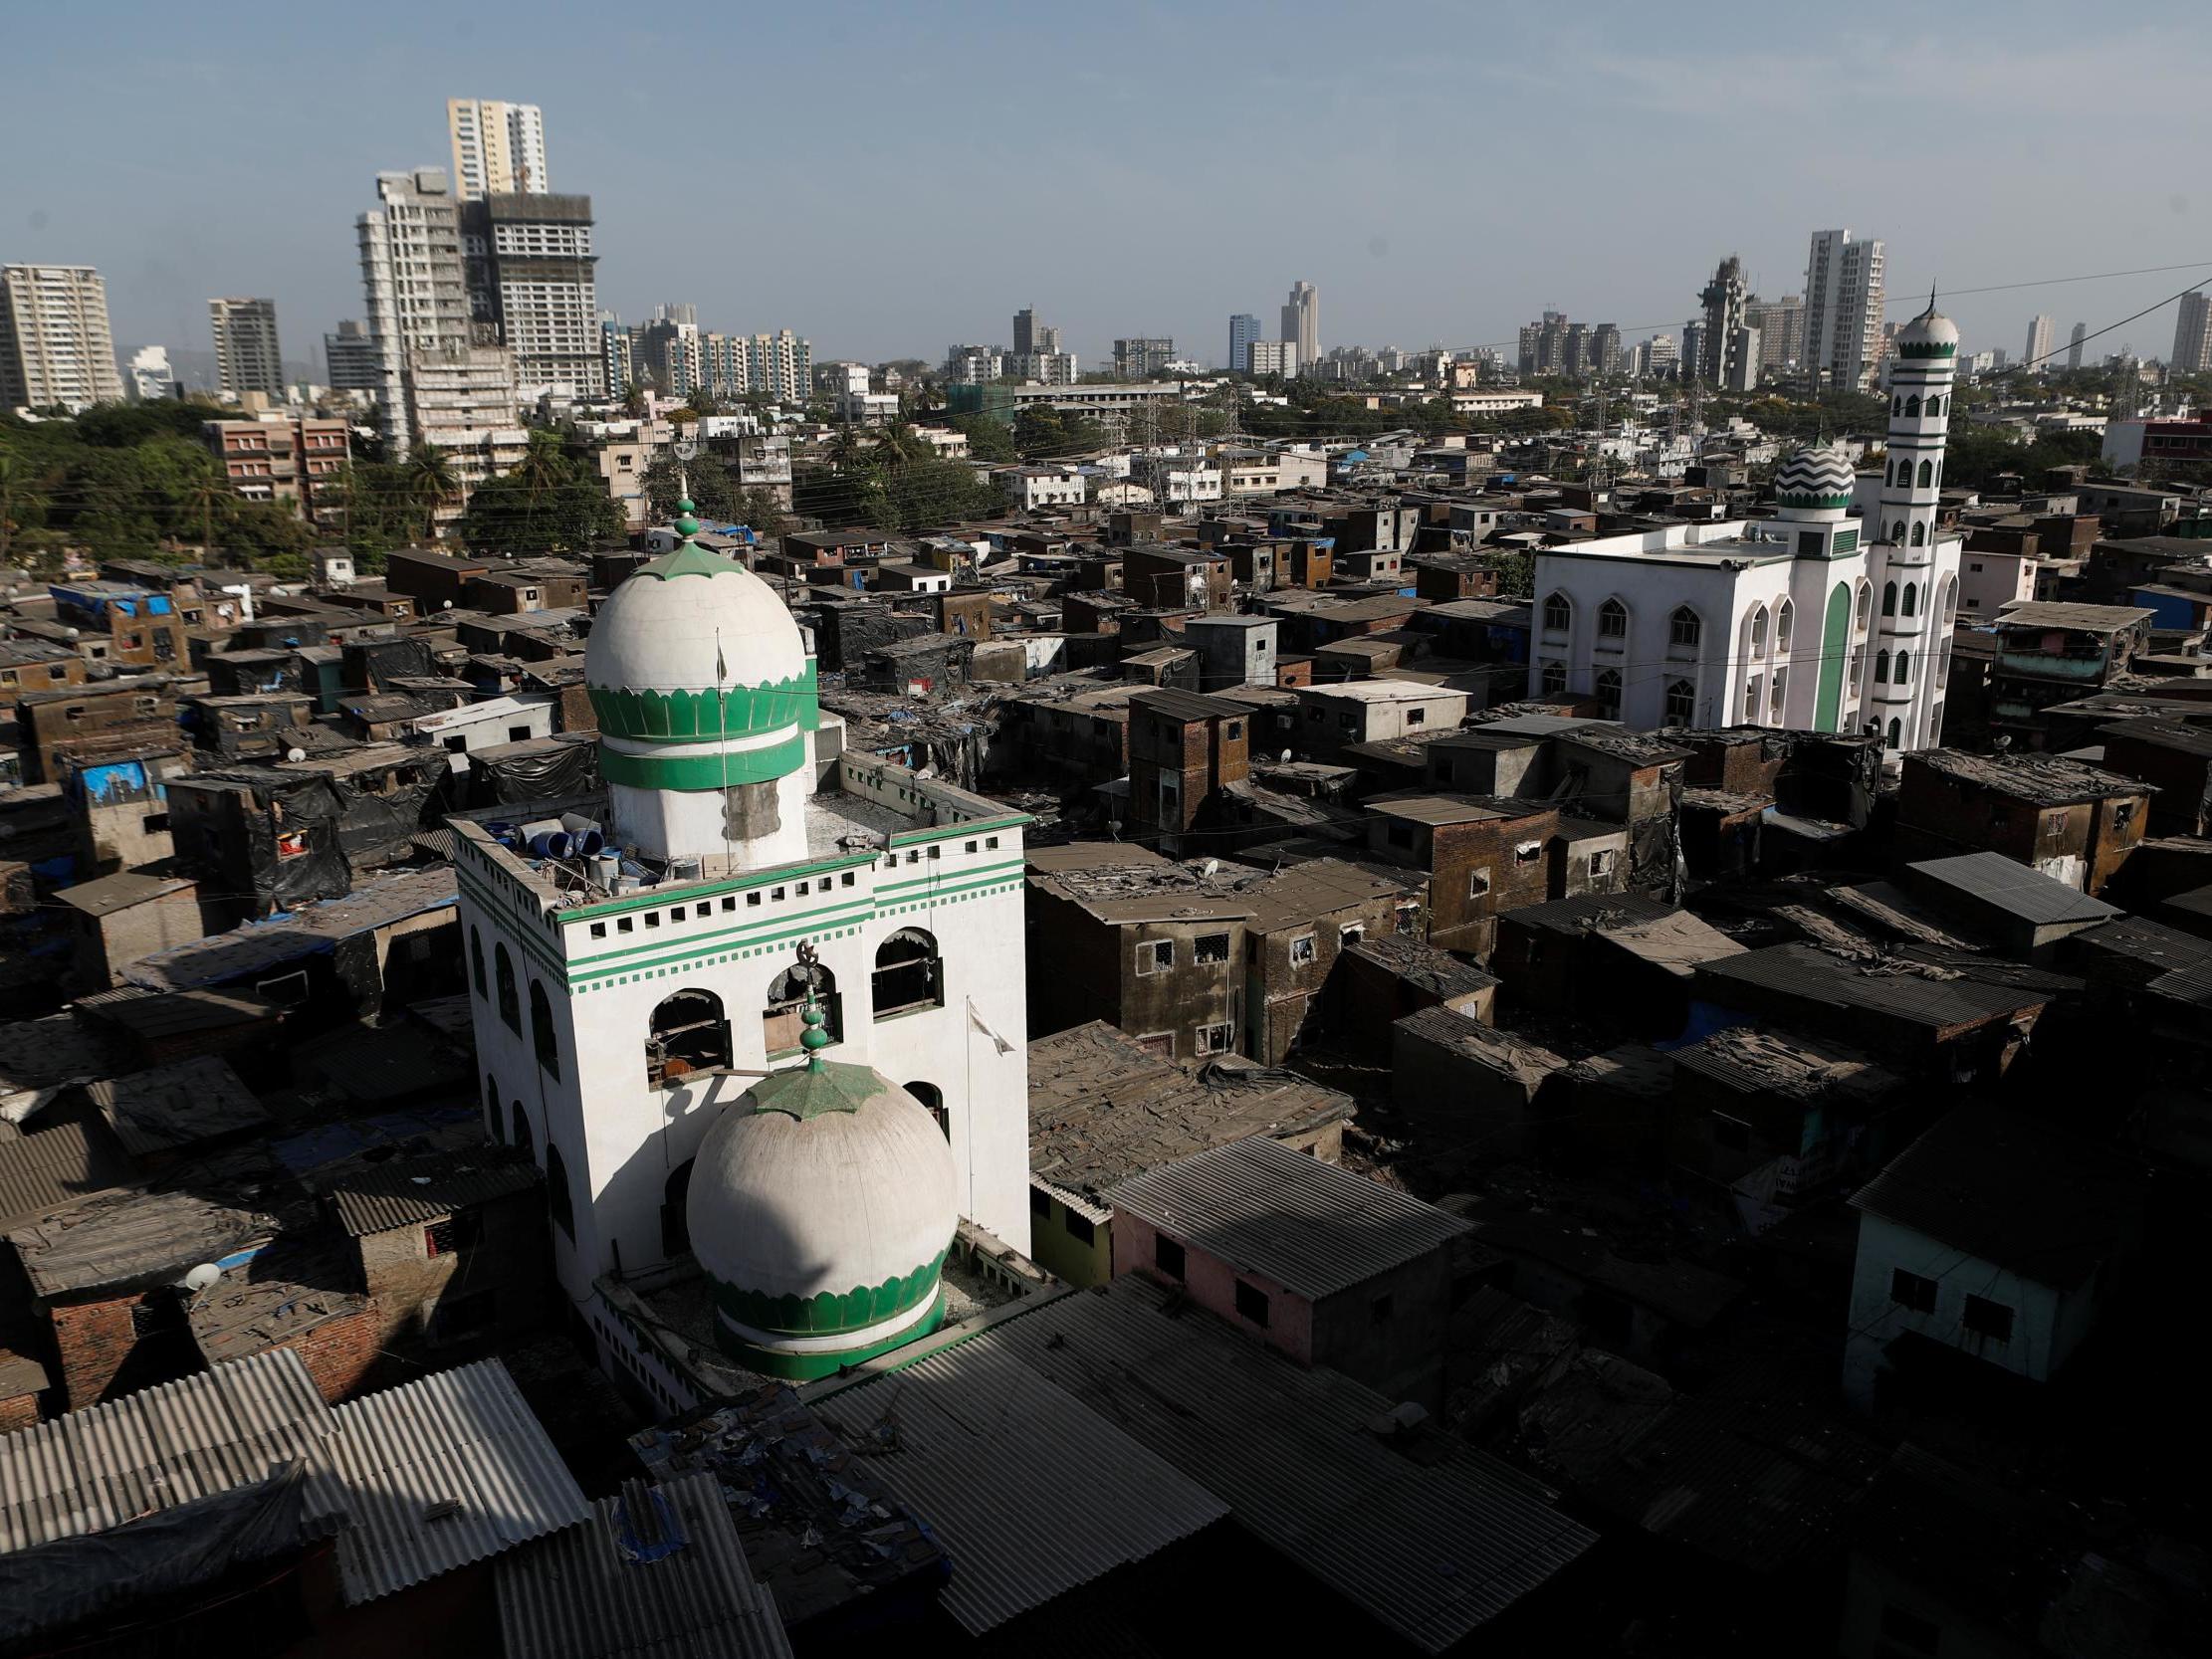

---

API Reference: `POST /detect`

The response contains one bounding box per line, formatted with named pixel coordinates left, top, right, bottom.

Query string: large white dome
left=688, top=1024, right=960, bottom=1378
left=1896, top=302, right=1960, bottom=355
left=585, top=531, right=805, bottom=696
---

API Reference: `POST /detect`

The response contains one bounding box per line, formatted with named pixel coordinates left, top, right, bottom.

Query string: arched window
left=1927, top=395, right=1943, bottom=418
left=906, top=1081, right=950, bottom=1140
left=1542, top=591, right=1573, bottom=634
left=1902, top=582, right=1917, bottom=616
left=1939, top=577, right=1957, bottom=627
left=1664, top=679, right=1695, bottom=725
left=1893, top=461, right=1909, bottom=487
left=1875, top=649, right=1889, bottom=683
left=661, top=1158, right=694, bottom=1258
left=648, top=988, right=731, bottom=1087
left=1917, top=460, right=1933, bottom=487
left=1890, top=520, right=1907, bottom=543
left=1886, top=718, right=1901, bottom=747
left=1594, top=669, right=1623, bottom=719
left=1856, top=582, right=1873, bottom=629
left=512, top=1101, right=533, bottom=1158
left=1904, top=395, right=1920, bottom=417
left=495, top=943, right=519, bottom=1034
left=1895, top=651, right=1910, bottom=684
left=530, top=980, right=559, bottom=1079
left=484, top=1072, right=500, bottom=1138
left=470, top=928, right=487, bottom=999
left=1668, top=605, right=1701, bottom=649
left=1747, top=604, right=1769, bottom=658
left=874, top=930, right=943, bottom=1018
left=1540, top=661, right=1567, bottom=696
left=1776, top=599, right=1795, bottom=654
left=1598, top=598, right=1628, bottom=639
left=1890, top=395, right=1901, bottom=416
left=766, top=959, right=840, bottom=1055
left=545, top=1140, right=575, bottom=1240
left=1910, top=520, right=1926, bottom=546
left=1881, top=581, right=1897, bottom=617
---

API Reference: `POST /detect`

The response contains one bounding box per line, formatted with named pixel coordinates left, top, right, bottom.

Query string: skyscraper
left=1112, top=337, right=1175, bottom=378
left=1746, top=295, right=1806, bottom=374
left=2067, top=321, right=2088, bottom=371
left=0, top=265, right=124, bottom=411
left=462, top=192, right=602, bottom=397
left=324, top=320, right=380, bottom=393
left=2023, top=314, right=2055, bottom=373
left=1697, top=255, right=1748, bottom=385
left=208, top=297, right=285, bottom=400
left=1228, top=312, right=1261, bottom=373
left=1803, top=229, right=1885, bottom=390
left=1590, top=322, right=1623, bottom=378
left=357, top=167, right=518, bottom=468
left=1281, top=281, right=1318, bottom=370
left=1012, top=308, right=1037, bottom=355
left=447, top=99, right=550, bottom=200
left=125, top=345, right=176, bottom=403
left=2170, top=292, right=2212, bottom=374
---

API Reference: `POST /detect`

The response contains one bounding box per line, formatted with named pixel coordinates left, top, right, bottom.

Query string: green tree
left=404, top=444, right=459, bottom=542
left=0, top=450, right=48, bottom=564
left=948, top=414, right=1015, bottom=464
left=455, top=436, right=626, bottom=555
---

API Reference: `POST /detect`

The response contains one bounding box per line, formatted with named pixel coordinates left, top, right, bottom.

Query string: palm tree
left=180, top=478, right=230, bottom=559
left=0, top=451, right=47, bottom=566
left=405, top=444, right=459, bottom=543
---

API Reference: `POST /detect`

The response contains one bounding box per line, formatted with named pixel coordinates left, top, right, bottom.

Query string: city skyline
left=4, top=1, right=2211, bottom=376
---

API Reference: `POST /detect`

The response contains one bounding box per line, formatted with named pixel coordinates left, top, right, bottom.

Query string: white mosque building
left=1528, top=299, right=1962, bottom=755
left=450, top=501, right=1031, bottom=1391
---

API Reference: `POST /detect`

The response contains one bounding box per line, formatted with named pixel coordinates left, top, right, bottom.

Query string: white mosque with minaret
left=1527, top=296, right=1962, bottom=756
left=449, top=499, right=1031, bottom=1392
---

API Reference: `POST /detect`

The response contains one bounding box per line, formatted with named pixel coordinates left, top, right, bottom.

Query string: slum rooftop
left=1027, top=1021, right=1355, bottom=1213
left=1909, top=747, right=2150, bottom=805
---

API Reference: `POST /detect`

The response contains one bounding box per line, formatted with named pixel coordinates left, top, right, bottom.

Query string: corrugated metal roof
left=971, top=1275, right=1597, bottom=1652
left=811, top=1335, right=1226, bottom=1635
left=327, top=1145, right=540, bottom=1236
left=1849, top=1105, right=2145, bottom=1290
left=0, top=1121, right=131, bottom=1231
left=496, top=1472, right=792, bottom=1659
left=317, top=1358, right=590, bottom=1605
left=1907, top=851, right=2120, bottom=928
left=1103, top=1136, right=1469, bottom=1300
left=86, top=1055, right=271, bottom=1156
left=0, top=1350, right=333, bottom=1552
left=1695, top=941, right=2058, bottom=1031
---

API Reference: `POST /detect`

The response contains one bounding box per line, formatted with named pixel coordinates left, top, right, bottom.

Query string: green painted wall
left=1817, top=582, right=1851, bottom=731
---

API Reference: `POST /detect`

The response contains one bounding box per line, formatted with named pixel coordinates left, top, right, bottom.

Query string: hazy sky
left=9, top=0, right=2211, bottom=374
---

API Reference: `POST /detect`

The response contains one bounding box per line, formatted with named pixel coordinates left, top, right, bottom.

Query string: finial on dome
left=795, top=940, right=829, bottom=1071
left=674, top=496, right=701, bottom=539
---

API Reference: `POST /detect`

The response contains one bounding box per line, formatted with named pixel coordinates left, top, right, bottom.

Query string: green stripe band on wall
left=599, top=734, right=808, bottom=789
left=589, top=667, right=818, bottom=742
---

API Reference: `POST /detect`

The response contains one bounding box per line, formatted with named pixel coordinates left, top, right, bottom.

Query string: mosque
left=450, top=500, right=1031, bottom=1399
left=1526, top=298, right=1964, bottom=755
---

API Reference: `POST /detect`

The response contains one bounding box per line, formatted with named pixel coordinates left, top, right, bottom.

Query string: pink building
left=1105, top=1136, right=1470, bottom=1406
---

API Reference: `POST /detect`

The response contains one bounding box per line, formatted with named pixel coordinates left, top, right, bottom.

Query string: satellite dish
left=674, top=439, right=699, bottom=461
left=286, top=747, right=307, bottom=762
left=442, top=599, right=453, bottom=609
left=179, top=1262, right=222, bottom=1293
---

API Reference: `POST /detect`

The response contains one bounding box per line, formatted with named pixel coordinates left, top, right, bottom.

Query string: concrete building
left=1005, top=349, right=1077, bottom=384
left=1281, top=280, right=1319, bottom=369
left=208, top=297, right=284, bottom=400
left=447, top=98, right=549, bottom=199
left=123, top=343, right=174, bottom=402
left=323, top=319, right=379, bottom=394
left=1696, top=255, right=1747, bottom=385
left=450, top=505, right=1033, bottom=1387
left=2023, top=312, right=2055, bottom=373
left=0, top=264, right=124, bottom=410
left=462, top=192, right=601, bottom=398
left=2067, top=319, right=2088, bottom=369
left=202, top=415, right=349, bottom=519
left=1725, top=325, right=1762, bottom=392
left=1803, top=229, right=1884, bottom=390
left=1229, top=311, right=1262, bottom=373
left=1247, top=338, right=1298, bottom=378
left=1529, top=301, right=1962, bottom=755
left=1746, top=294, right=1805, bottom=374
left=2171, top=289, right=2211, bottom=374
left=1112, top=336, right=1175, bottom=378
left=1843, top=1105, right=2142, bottom=1409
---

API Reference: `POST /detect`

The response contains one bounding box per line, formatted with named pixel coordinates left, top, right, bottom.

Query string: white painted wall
left=1842, top=1211, right=2092, bottom=1409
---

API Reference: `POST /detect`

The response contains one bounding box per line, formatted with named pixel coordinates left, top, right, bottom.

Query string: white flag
left=966, top=998, right=1012, bottom=1055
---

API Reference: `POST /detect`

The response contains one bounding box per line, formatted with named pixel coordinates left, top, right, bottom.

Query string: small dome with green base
left=1775, top=442, right=1856, bottom=511
left=685, top=970, right=960, bottom=1380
